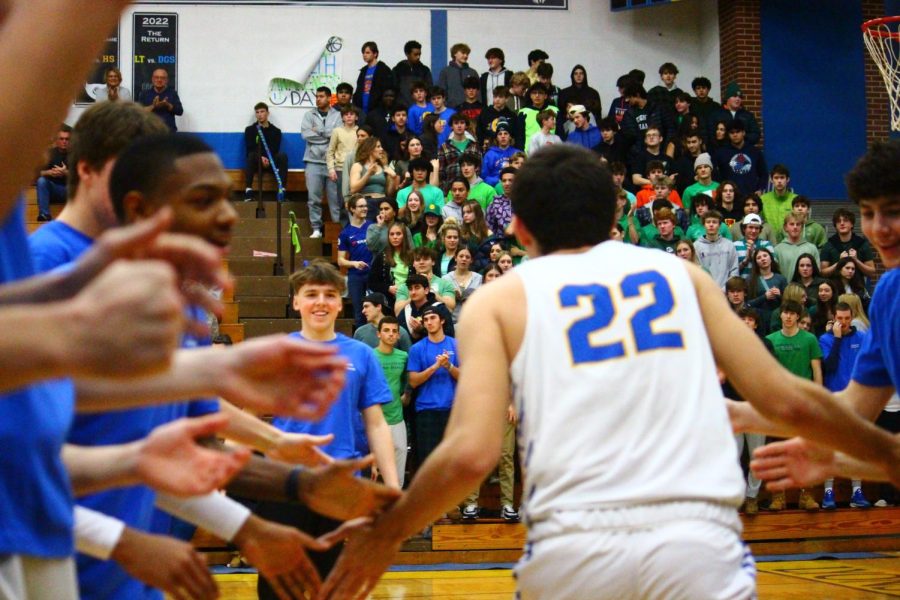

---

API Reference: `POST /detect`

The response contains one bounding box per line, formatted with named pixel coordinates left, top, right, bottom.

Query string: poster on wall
left=76, top=32, right=120, bottom=104
left=268, top=36, right=344, bottom=108
left=132, top=13, right=178, bottom=101
left=135, top=1, right=566, bottom=8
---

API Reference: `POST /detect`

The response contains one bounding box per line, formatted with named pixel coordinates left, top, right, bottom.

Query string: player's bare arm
left=320, top=274, right=521, bottom=600
left=688, top=261, right=900, bottom=473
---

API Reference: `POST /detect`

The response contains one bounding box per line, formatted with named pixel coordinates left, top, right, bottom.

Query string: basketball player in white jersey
left=319, top=145, right=900, bottom=600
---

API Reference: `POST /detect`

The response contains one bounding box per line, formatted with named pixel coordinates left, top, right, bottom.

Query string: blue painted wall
left=760, top=1, right=868, bottom=199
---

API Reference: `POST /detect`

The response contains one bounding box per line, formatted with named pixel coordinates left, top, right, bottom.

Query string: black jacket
left=353, top=61, right=395, bottom=115
left=392, top=59, right=433, bottom=106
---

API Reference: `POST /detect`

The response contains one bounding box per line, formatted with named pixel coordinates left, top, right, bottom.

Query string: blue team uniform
left=0, top=201, right=75, bottom=559
left=851, top=269, right=900, bottom=390
left=30, top=225, right=219, bottom=600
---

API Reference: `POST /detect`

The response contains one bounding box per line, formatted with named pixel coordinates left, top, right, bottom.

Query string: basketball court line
left=757, top=559, right=900, bottom=596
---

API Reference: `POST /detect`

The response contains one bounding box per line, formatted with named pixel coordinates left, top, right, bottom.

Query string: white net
left=863, top=17, right=900, bottom=131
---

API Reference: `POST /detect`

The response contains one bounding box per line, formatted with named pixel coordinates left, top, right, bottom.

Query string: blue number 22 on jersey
left=559, top=270, right=684, bottom=365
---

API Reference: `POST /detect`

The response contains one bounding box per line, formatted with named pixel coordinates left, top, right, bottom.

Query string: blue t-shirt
left=31, top=222, right=218, bottom=599
left=852, top=268, right=899, bottom=389
left=408, top=335, right=458, bottom=412
left=338, top=222, right=372, bottom=279
left=408, top=102, right=435, bottom=136
left=29, top=220, right=93, bottom=274
left=362, top=66, right=376, bottom=113
left=271, top=333, right=392, bottom=459
left=434, top=107, right=456, bottom=146
left=0, top=200, right=75, bottom=558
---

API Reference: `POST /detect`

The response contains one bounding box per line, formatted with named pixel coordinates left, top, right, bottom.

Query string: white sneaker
left=309, top=229, right=323, bottom=239
left=875, top=499, right=890, bottom=508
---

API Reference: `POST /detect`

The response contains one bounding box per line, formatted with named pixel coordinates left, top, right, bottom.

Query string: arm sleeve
left=74, top=506, right=126, bottom=560
left=819, top=335, right=841, bottom=374
left=169, top=91, right=184, bottom=116
left=155, top=492, right=251, bottom=542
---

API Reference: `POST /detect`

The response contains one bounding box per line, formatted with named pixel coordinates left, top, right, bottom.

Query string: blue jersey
left=408, top=102, right=434, bottom=135
left=31, top=224, right=218, bottom=599
left=0, top=200, right=75, bottom=558
left=408, top=335, right=458, bottom=412
left=338, top=222, right=372, bottom=279
left=271, top=333, right=392, bottom=459
left=29, top=219, right=93, bottom=274
left=852, top=268, right=900, bottom=389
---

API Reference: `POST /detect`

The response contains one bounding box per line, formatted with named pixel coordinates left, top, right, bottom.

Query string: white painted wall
left=66, top=0, right=719, bottom=135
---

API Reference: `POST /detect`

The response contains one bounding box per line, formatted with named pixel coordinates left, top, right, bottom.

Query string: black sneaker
left=37, top=213, right=51, bottom=222
left=243, top=188, right=254, bottom=202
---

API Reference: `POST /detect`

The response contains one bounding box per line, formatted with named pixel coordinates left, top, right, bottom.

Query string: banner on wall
left=132, top=13, right=178, bottom=101
left=77, top=32, right=120, bottom=104
left=135, top=1, right=566, bottom=8
left=268, top=36, right=344, bottom=108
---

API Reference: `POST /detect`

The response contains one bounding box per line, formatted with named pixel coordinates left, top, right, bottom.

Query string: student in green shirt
left=760, top=164, right=797, bottom=232
left=373, top=316, right=410, bottom=488
left=775, top=195, right=826, bottom=248
left=448, top=155, right=496, bottom=213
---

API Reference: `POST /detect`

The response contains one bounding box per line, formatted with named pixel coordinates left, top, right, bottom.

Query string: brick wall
left=718, top=0, right=763, bottom=146
left=861, top=0, right=893, bottom=145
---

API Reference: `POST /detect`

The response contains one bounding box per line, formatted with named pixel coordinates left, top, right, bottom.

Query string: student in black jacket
left=353, top=41, right=395, bottom=117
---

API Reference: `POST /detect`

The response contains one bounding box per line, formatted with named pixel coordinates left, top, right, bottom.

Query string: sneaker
left=874, top=499, right=890, bottom=508
left=461, top=504, right=479, bottom=520
left=243, top=187, right=254, bottom=202
left=310, top=229, right=323, bottom=239
left=501, top=504, right=519, bottom=521
left=822, top=488, right=836, bottom=510
left=798, top=490, right=820, bottom=511
left=744, top=497, right=759, bottom=515
left=850, top=488, right=872, bottom=508
left=36, top=213, right=51, bottom=222
left=768, top=491, right=786, bottom=512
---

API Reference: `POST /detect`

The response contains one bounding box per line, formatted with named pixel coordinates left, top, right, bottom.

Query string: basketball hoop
left=862, top=16, right=900, bottom=131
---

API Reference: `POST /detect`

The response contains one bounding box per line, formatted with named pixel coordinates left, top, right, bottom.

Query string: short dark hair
left=616, top=74, right=633, bottom=89
left=609, top=161, right=627, bottom=175
left=536, top=108, right=556, bottom=124
left=771, top=164, right=790, bottom=178
left=737, top=306, right=759, bottom=323
left=290, top=259, right=346, bottom=294
left=493, top=85, right=510, bottom=98
left=646, top=160, right=665, bottom=174
left=317, top=85, right=333, bottom=96
left=627, top=68, right=646, bottom=85
left=599, top=117, right=619, bottom=132
left=485, top=47, right=505, bottom=64
left=110, top=134, right=214, bottom=223
left=450, top=42, right=471, bottom=56
left=692, top=76, right=712, bottom=90
left=68, top=101, right=168, bottom=199
left=410, top=80, right=428, bottom=93
left=659, top=62, right=679, bottom=75
left=404, top=40, right=422, bottom=55
left=674, top=91, right=692, bottom=103
left=463, top=75, right=479, bottom=90
left=412, top=246, right=435, bottom=261
left=361, top=41, right=379, bottom=55
left=59, top=123, right=73, bottom=134
left=459, top=154, right=481, bottom=168
left=726, top=276, right=748, bottom=293
left=511, top=145, right=615, bottom=254
left=781, top=300, right=804, bottom=316
left=791, top=195, right=810, bottom=208
left=846, top=139, right=900, bottom=204
left=408, top=157, right=433, bottom=174
left=336, top=82, right=353, bottom=94
left=429, top=86, right=446, bottom=99
left=536, top=63, right=554, bottom=79
left=449, top=112, right=468, bottom=125
left=378, top=315, right=400, bottom=331
left=449, top=176, right=471, bottom=191
left=500, top=166, right=517, bottom=178
left=254, top=102, right=269, bottom=111
left=832, top=207, right=856, bottom=227
left=622, top=83, right=647, bottom=99
left=391, top=103, right=409, bottom=117
left=527, top=49, right=549, bottom=65
left=340, top=104, right=358, bottom=116
left=704, top=209, right=723, bottom=223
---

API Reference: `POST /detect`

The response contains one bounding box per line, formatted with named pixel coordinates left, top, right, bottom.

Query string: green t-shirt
left=395, top=274, right=456, bottom=303
left=374, top=348, right=408, bottom=425
left=446, top=181, right=497, bottom=213
left=397, top=184, right=445, bottom=210
left=639, top=223, right=685, bottom=245
left=765, top=329, right=822, bottom=380
left=760, top=191, right=798, bottom=232
left=682, top=181, right=719, bottom=213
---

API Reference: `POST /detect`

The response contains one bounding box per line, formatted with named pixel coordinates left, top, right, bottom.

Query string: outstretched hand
left=215, top=334, right=348, bottom=421
left=751, top=437, right=836, bottom=490
left=136, top=413, right=250, bottom=497
left=269, top=433, right=335, bottom=467
left=299, top=455, right=402, bottom=522
left=318, top=517, right=402, bottom=600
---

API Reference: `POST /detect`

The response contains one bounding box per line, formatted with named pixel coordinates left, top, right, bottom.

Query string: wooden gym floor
left=203, top=555, right=900, bottom=599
